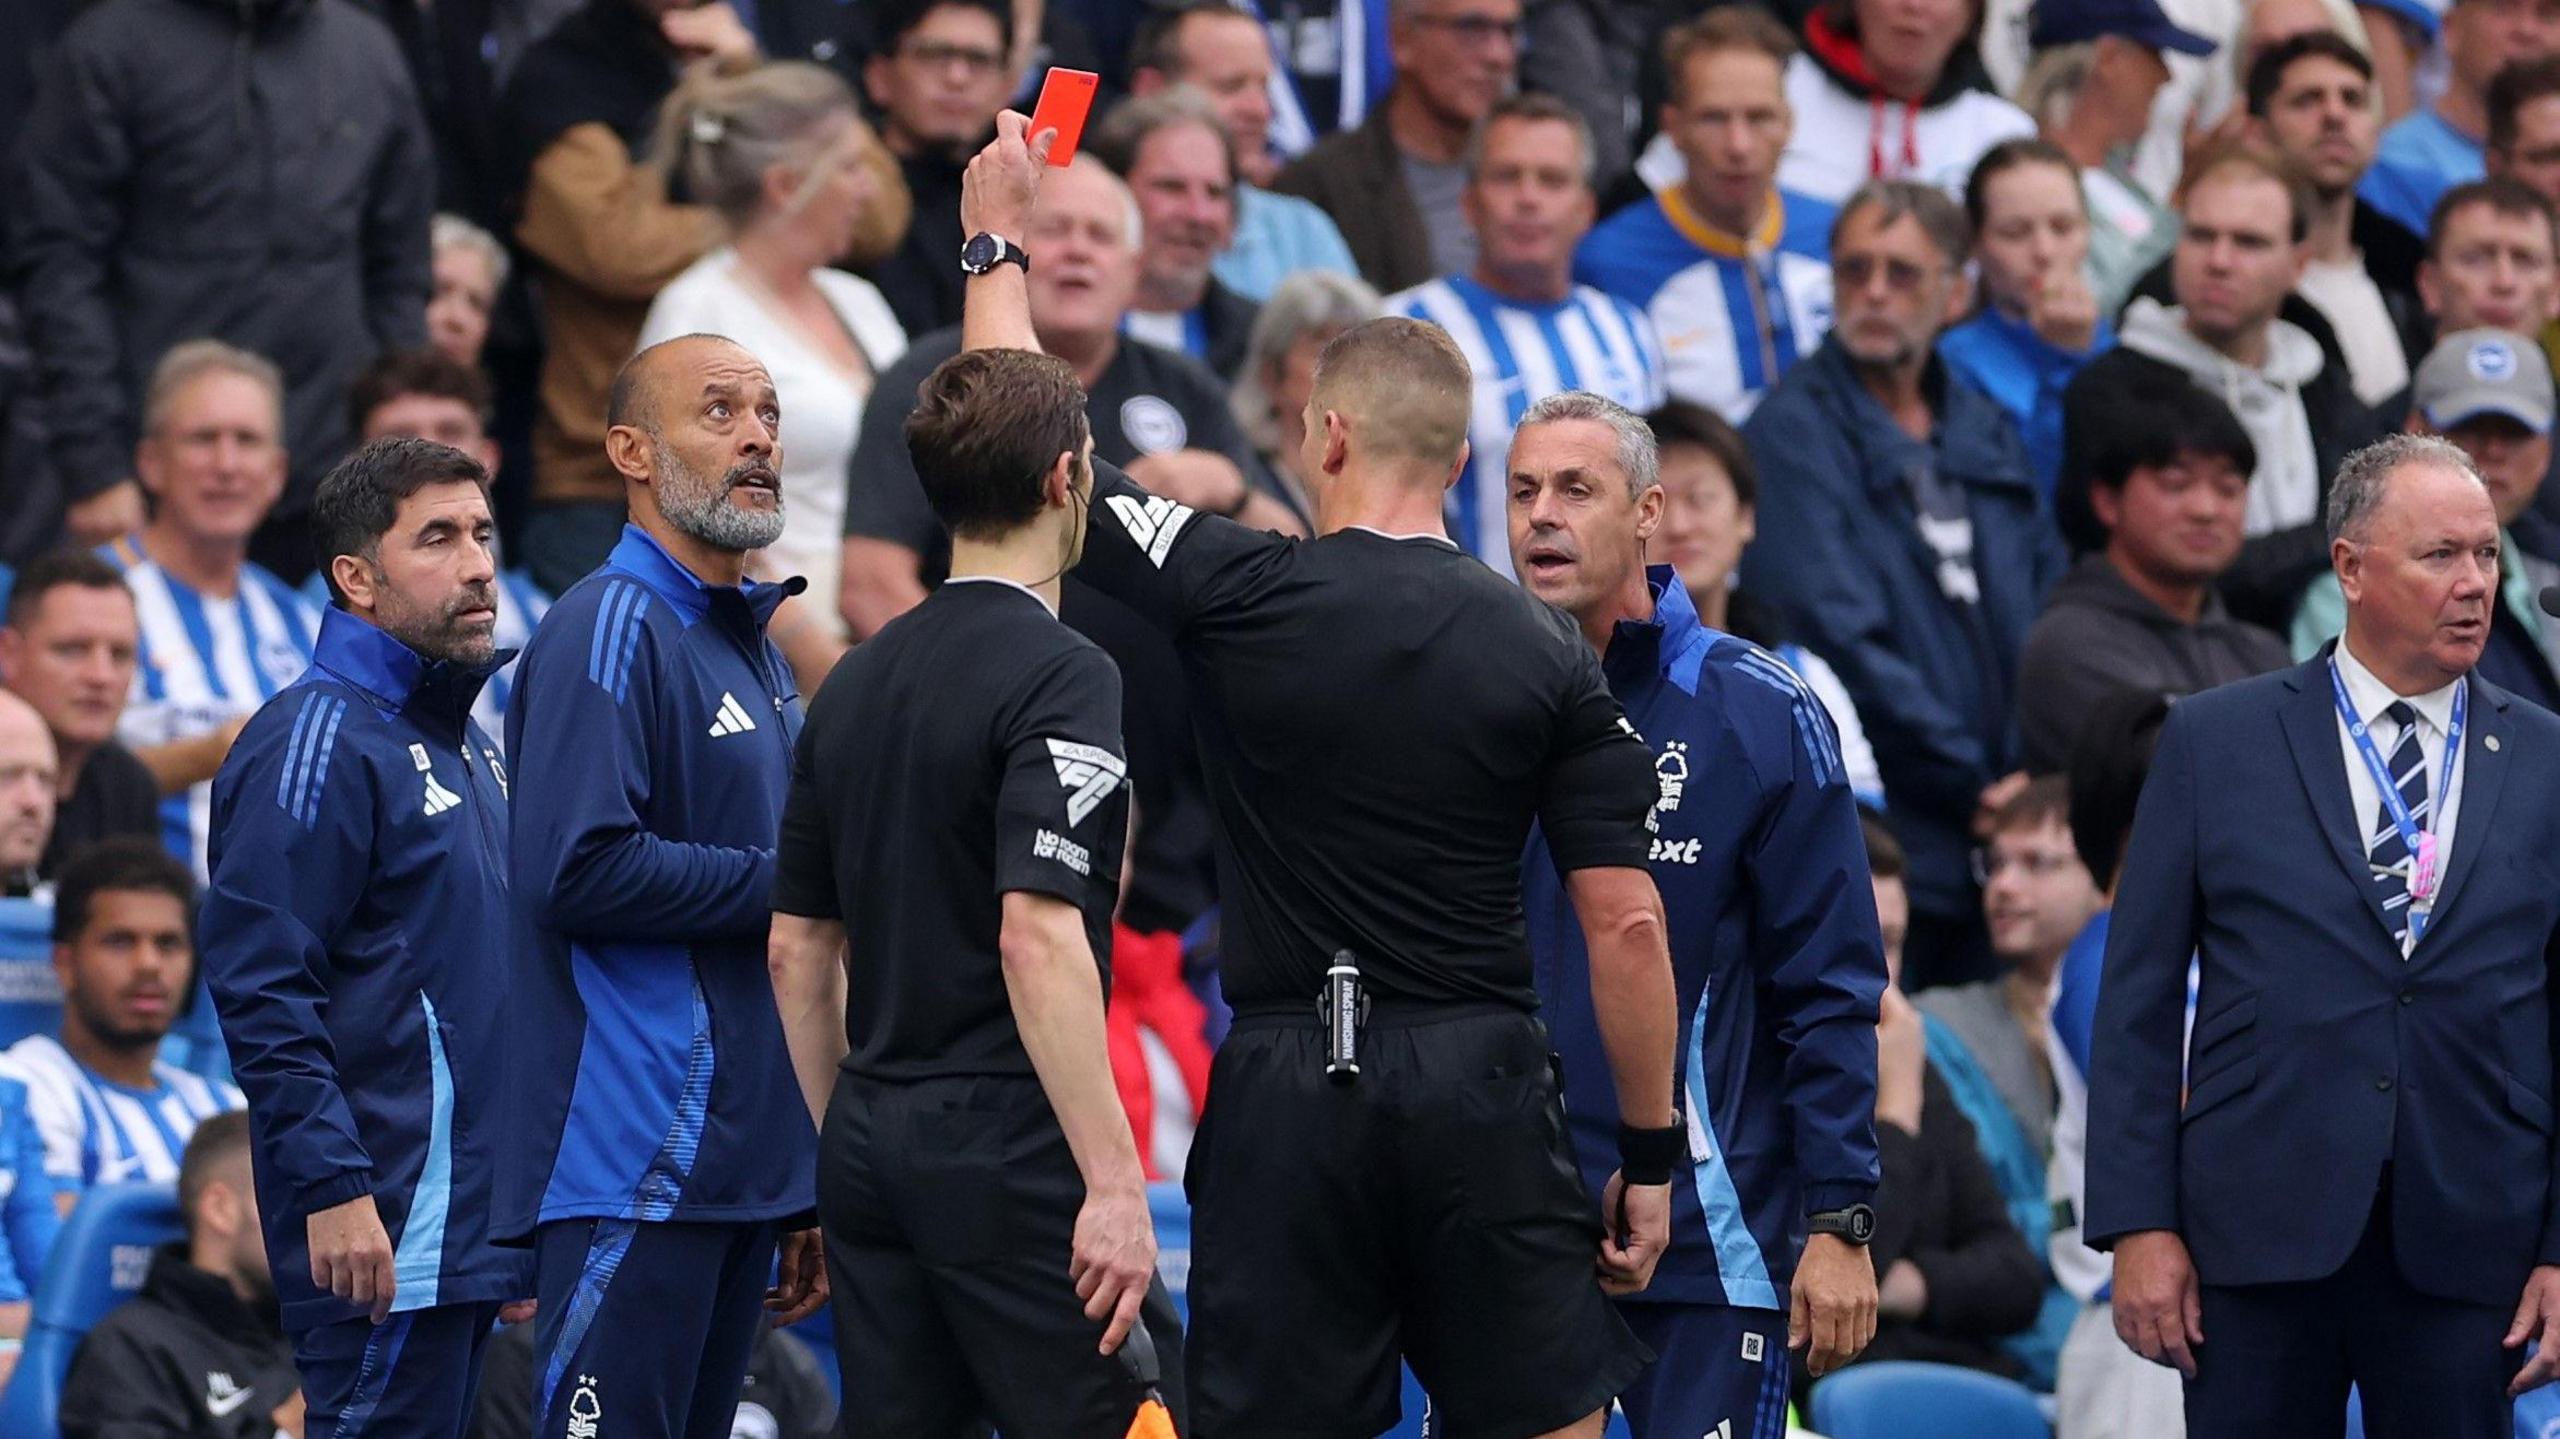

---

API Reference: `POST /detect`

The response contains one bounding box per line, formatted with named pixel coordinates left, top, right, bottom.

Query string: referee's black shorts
left=1184, top=1006, right=1650, bottom=1437
left=816, top=1069, right=1187, bottom=1439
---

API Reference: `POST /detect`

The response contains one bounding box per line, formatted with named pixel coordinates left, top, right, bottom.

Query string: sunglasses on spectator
left=1833, top=256, right=1944, bottom=293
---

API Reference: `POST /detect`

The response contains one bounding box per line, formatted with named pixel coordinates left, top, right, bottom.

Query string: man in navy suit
left=2088, top=433, right=2560, bottom=1438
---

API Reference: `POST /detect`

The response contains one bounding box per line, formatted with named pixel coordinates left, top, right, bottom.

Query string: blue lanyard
left=2329, top=658, right=2465, bottom=938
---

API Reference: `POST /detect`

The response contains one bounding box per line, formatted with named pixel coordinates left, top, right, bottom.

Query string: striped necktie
left=2367, top=700, right=2429, bottom=946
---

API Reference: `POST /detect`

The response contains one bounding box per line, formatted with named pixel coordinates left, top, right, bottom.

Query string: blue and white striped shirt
left=1388, top=274, right=1667, bottom=576
left=1575, top=188, right=1837, bottom=425
left=0, top=1034, right=241, bottom=1193
left=102, top=537, right=320, bottom=878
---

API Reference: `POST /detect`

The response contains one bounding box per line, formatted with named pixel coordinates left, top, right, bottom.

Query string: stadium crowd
left=3, top=0, right=2560, bottom=1433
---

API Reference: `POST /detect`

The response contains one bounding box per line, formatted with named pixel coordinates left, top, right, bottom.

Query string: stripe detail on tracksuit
left=1733, top=647, right=1844, bottom=789
left=333, top=1311, right=415, bottom=1438
left=390, top=991, right=454, bottom=1312
left=586, top=581, right=651, bottom=704
left=539, top=1219, right=639, bottom=1420
left=278, top=694, right=349, bottom=830
left=634, top=976, right=716, bottom=1221
left=1685, top=979, right=1779, bottom=1309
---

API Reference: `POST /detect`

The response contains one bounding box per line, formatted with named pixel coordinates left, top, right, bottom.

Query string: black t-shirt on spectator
left=42, top=740, right=161, bottom=880
left=845, top=327, right=1265, bottom=936
left=1072, top=461, right=1660, bottom=1013
left=773, top=579, right=1128, bottom=1083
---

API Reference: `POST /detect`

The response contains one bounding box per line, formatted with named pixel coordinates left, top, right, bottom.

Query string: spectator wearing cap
left=1124, top=1, right=1362, bottom=303
left=2360, top=0, right=2560, bottom=235
left=7, top=0, right=434, bottom=566
left=2483, top=57, right=2560, bottom=383
left=2022, top=0, right=2215, bottom=314
left=2021, top=373, right=2291, bottom=773
left=2244, top=33, right=2425, bottom=409
left=2293, top=329, right=2560, bottom=708
left=2063, top=146, right=2386, bottom=631
left=1090, top=89, right=1265, bottom=384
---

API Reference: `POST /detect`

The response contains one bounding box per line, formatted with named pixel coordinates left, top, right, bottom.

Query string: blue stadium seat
left=1810, top=1360, right=2052, bottom=1439
left=0, top=1182, right=184, bottom=1439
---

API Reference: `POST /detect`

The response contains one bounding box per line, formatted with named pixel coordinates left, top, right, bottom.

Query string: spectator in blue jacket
left=1940, top=139, right=2113, bottom=503
left=502, top=335, right=825, bottom=1439
left=198, top=437, right=535, bottom=1436
left=1741, top=180, right=2069, bottom=991
left=1510, top=389, right=1885, bottom=1438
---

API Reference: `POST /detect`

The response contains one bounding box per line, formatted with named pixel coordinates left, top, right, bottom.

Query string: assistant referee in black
left=766, top=341, right=1184, bottom=1437
left=958, top=115, right=1683, bottom=1438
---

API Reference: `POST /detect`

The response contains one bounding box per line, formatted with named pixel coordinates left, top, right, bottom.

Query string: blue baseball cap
left=2029, top=0, right=2220, bottom=55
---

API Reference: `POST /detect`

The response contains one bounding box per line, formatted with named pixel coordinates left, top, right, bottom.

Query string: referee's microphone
left=2541, top=585, right=2560, bottom=619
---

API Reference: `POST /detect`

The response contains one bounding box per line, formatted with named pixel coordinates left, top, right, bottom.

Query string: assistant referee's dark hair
left=906, top=349, right=1093, bottom=540
left=309, top=437, right=492, bottom=607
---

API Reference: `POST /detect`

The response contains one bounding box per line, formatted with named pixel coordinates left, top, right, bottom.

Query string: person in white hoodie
left=1629, top=0, right=2036, bottom=204
left=2062, top=144, right=2383, bottom=629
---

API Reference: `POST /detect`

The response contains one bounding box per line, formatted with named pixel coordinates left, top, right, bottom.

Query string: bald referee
left=766, top=345, right=1183, bottom=1436
left=959, top=116, right=1681, bottom=1438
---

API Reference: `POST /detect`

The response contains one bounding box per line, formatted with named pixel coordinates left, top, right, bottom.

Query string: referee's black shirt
left=772, top=577, right=1130, bottom=1081
left=1078, top=462, right=1660, bottom=1015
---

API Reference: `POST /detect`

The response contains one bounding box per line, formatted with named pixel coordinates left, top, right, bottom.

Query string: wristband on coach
left=1618, top=1122, right=1685, bottom=1186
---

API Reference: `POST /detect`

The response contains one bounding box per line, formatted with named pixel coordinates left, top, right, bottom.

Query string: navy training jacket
left=498, top=524, right=814, bottom=1238
left=201, top=607, right=532, bottom=1334
left=1524, top=570, right=1886, bottom=1309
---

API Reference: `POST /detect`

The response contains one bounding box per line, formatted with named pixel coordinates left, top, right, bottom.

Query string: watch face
left=961, top=233, right=997, bottom=272
left=1849, top=1206, right=1876, bottom=1243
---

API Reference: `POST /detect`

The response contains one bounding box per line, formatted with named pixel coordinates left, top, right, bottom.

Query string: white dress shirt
left=2332, top=638, right=2467, bottom=956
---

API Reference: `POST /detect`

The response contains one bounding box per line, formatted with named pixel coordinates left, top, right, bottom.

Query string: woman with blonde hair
left=640, top=61, right=911, bottom=679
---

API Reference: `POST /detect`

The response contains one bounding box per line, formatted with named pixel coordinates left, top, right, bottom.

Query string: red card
left=1028, top=68, right=1100, bottom=167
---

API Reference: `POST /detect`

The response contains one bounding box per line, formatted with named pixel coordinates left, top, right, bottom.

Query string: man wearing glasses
left=862, top=0, right=1018, bottom=335
left=1738, top=180, right=2067, bottom=993
left=1272, top=0, right=1523, bottom=294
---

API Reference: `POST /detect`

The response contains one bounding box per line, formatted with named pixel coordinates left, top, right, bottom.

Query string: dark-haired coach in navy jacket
left=200, top=437, right=533, bottom=1437
left=2088, top=434, right=2560, bottom=1439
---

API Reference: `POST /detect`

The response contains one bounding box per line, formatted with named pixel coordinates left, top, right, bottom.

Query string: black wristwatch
left=960, top=231, right=1030, bottom=276
left=1807, top=1204, right=1877, bottom=1246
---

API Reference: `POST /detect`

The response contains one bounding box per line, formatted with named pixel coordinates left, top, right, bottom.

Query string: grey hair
left=1517, top=390, right=1661, bottom=496
left=2325, top=433, right=2488, bottom=543
left=1088, top=85, right=1239, bottom=188
left=430, top=212, right=511, bottom=291
left=143, top=339, right=284, bottom=437
left=1231, top=270, right=1383, bottom=455
left=1833, top=179, right=1972, bottom=267
left=2017, top=43, right=2094, bottom=132
left=651, top=62, right=860, bottom=230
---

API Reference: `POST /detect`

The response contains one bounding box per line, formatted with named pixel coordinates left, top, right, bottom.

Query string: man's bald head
left=0, top=688, right=58, bottom=877
left=1306, top=317, right=1475, bottom=469
left=608, top=334, right=761, bottom=435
